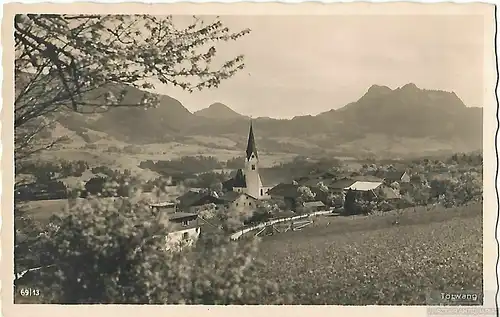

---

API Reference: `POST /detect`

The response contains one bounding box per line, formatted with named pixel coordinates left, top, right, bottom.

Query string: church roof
left=222, top=169, right=247, bottom=190
left=246, top=122, right=258, bottom=160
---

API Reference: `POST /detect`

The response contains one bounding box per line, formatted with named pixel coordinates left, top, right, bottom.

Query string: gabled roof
left=267, top=183, right=301, bottom=198
left=177, top=191, right=201, bottom=205
left=219, top=191, right=244, bottom=203
left=384, top=171, right=407, bottom=182
left=246, top=122, right=258, bottom=160
left=259, top=168, right=294, bottom=187
left=168, top=212, right=199, bottom=221
left=345, top=181, right=383, bottom=191
left=372, top=170, right=407, bottom=181
left=177, top=191, right=223, bottom=207
left=329, top=178, right=356, bottom=189
left=351, top=175, right=385, bottom=182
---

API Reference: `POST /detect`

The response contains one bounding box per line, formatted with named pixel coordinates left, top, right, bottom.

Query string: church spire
left=246, top=120, right=258, bottom=160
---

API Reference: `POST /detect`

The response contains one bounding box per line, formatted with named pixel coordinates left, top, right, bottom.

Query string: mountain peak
left=367, top=84, right=392, bottom=94
left=194, top=102, right=246, bottom=120
left=399, top=83, right=419, bottom=90
left=207, top=102, right=232, bottom=111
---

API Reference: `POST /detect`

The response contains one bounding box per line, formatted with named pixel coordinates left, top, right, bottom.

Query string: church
left=222, top=122, right=273, bottom=200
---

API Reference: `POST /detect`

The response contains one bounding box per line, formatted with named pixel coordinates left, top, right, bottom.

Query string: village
left=141, top=122, right=465, bottom=249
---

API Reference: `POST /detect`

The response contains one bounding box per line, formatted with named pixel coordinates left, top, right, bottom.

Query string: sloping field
left=257, top=203, right=483, bottom=305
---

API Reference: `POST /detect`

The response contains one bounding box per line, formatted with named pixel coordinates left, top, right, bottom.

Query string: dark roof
left=219, top=191, right=244, bottom=202
left=351, top=175, right=385, bottom=182
left=259, top=168, right=294, bottom=187
left=372, top=170, right=407, bottom=181
left=383, top=171, right=407, bottom=182
left=329, top=178, right=356, bottom=189
left=177, top=191, right=223, bottom=207
left=246, top=122, right=258, bottom=160
left=168, top=212, right=199, bottom=221
left=267, top=183, right=300, bottom=198
left=177, top=191, right=202, bottom=205
left=298, top=178, right=324, bottom=187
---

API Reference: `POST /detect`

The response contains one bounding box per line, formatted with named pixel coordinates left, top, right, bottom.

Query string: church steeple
left=246, top=121, right=258, bottom=161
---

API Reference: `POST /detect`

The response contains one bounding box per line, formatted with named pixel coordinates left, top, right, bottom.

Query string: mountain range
left=55, top=82, right=483, bottom=158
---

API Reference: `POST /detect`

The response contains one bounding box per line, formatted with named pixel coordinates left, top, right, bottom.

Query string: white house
left=160, top=211, right=201, bottom=250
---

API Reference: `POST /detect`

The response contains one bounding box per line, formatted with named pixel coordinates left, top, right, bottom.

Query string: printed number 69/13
left=19, top=288, right=40, bottom=297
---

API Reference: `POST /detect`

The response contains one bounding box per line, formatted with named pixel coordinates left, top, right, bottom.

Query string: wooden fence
left=230, top=210, right=333, bottom=240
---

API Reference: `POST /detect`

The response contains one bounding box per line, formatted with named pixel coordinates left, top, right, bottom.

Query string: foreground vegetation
left=16, top=201, right=483, bottom=305
left=257, top=203, right=483, bottom=305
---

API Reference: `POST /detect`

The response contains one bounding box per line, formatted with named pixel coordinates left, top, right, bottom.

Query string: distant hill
left=53, top=82, right=483, bottom=157
left=56, top=83, right=200, bottom=144
left=194, top=102, right=247, bottom=120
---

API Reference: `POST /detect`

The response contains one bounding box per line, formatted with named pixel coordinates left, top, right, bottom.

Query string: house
left=344, top=180, right=384, bottom=200
left=267, top=183, right=301, bottom=210
left=374, top=170, right=411, bottom=184
left=162, top=211, right=201, bottom=249
left=302, top=201, right=327, bottom=212
left=329, top=178, right=357, bottom=193
left=222, top=122, right=274, bottom=200
left=218, top=191, right=258, bottom=211
left=176, top=191, right=225, bottom=213
left=149, top=201, right=177, bottom=213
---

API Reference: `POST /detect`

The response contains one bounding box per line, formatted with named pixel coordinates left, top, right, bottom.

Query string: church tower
left=244, top=121, right=263, bottom=199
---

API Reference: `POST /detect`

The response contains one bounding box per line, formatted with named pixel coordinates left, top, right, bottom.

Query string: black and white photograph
left=3, top=2, right=497, bottom=314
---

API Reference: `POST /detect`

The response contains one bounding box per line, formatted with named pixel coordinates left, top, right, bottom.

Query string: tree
left=14, top=14, right=251, bottom=292
left=343, top=189, right=357, bottom=215
left=15, top=14, right=250, bottom=161
left=297, top=186, right=316, bottom=204
left=295, top=186, right=316, bottom=213
left=33, top=190, right=289, bottom=304
left=316, top=181, right=329, bottom=193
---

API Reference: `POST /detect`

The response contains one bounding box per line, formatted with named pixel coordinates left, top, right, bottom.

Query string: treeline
left=15, top=160, right=90, bottom=201
left=140, top=156, right=224, bottom=176
left=17, top=159, right=89, bottom=180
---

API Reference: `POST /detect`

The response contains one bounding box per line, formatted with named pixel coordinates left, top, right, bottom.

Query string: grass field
left=257, top=203, right=483, bottom=305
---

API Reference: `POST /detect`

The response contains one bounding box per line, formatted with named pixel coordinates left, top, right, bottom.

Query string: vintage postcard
left=1, top=2, right=497, bottom=317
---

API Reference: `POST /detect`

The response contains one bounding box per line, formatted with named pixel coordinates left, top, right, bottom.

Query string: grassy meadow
left=257, top=203, right=483, bottom=305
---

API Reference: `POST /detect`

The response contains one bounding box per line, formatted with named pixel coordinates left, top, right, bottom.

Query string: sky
left=154, top=15, right=485, bottom=119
